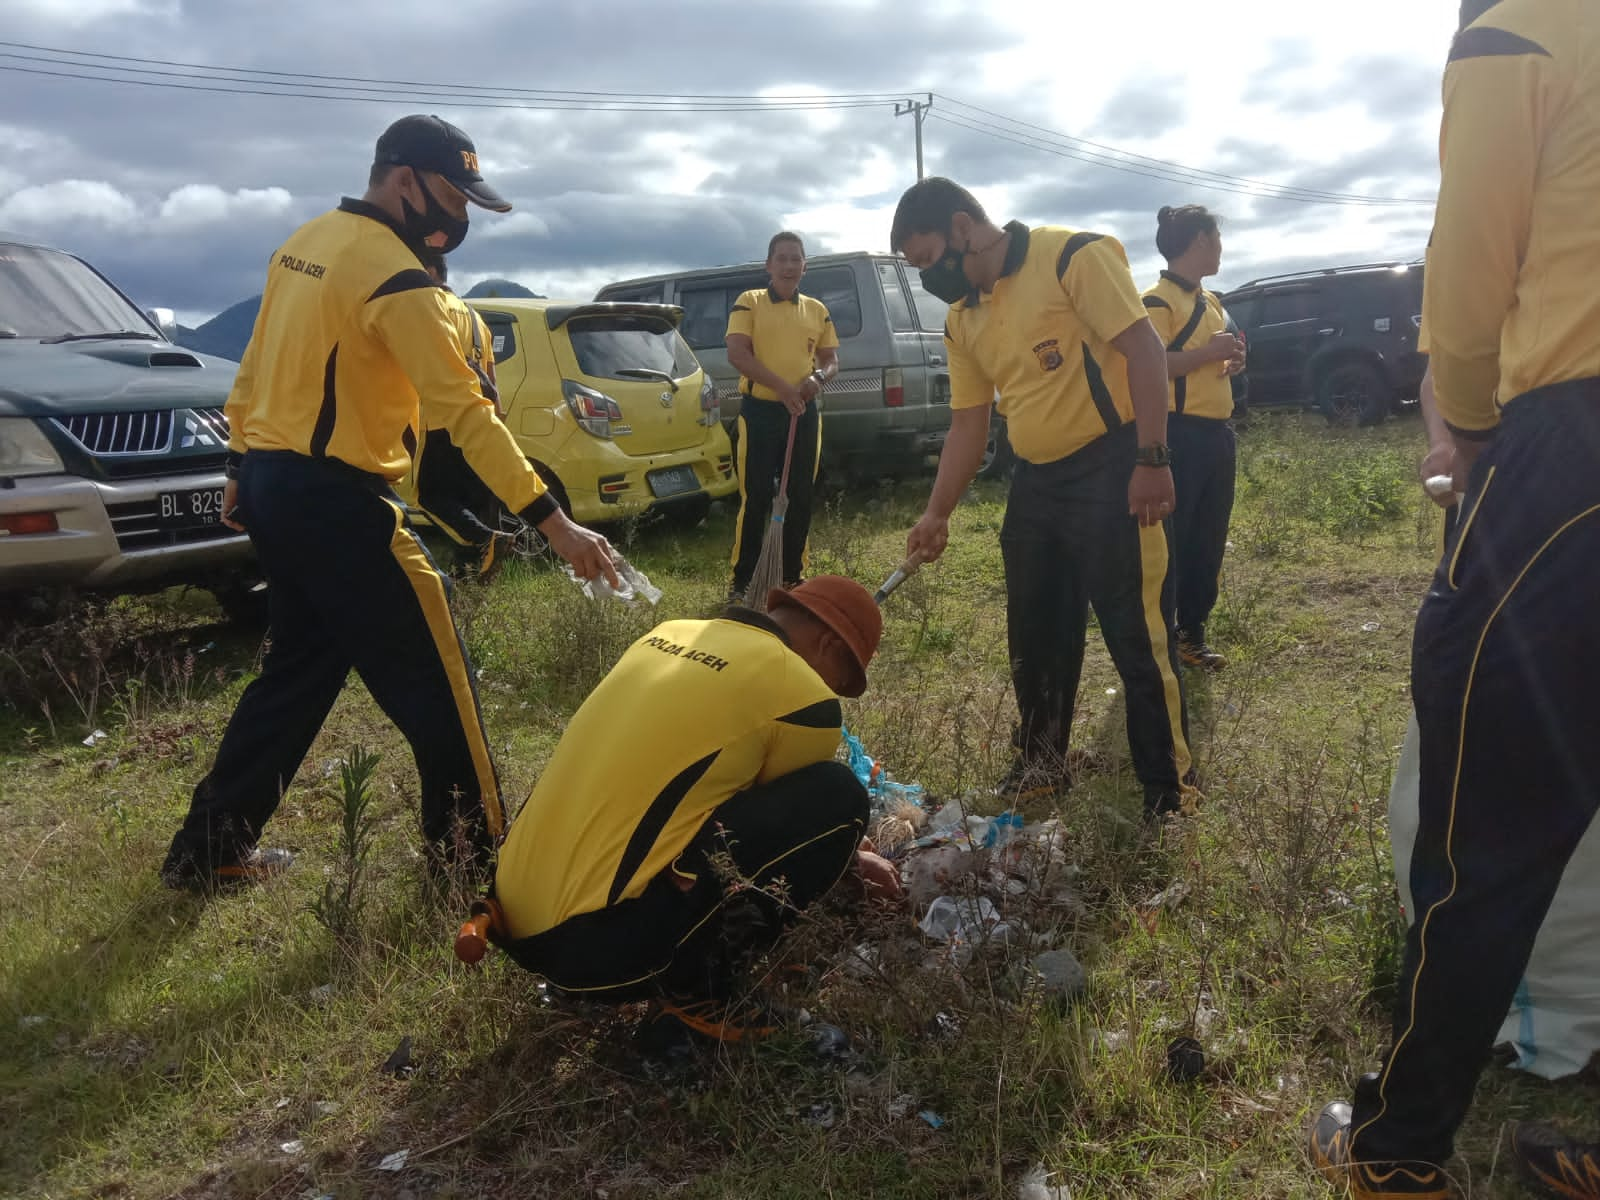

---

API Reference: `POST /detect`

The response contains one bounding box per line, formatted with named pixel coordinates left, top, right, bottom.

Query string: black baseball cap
left=374, top=114, right=511, bottom=213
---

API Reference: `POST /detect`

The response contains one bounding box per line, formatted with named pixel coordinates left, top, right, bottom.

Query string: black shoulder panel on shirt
left=310, top=345, right=339, bottom=458
left=367, top=269, right=437, bottom=303
left=730, top=304, right=752, bottom=312
left=1057, top=232, right=1105, bottom=278
left=607, top=749, right=719, bottom=907
left=778, top=698, right=843, bottom=729
left=1448, top=25, right=1551, bottom=63
left=1082, top=344, right=1123, bottom=434
left=1143, top=295, right=1171, bottom=309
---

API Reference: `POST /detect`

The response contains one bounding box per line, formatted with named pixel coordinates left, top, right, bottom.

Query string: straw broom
left=748, top=413, right=799, bottom=613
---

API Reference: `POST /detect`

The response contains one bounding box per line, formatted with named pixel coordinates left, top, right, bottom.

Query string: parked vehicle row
left=1, top=230, right=1420, bottom=611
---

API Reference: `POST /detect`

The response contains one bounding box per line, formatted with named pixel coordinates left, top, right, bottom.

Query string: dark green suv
left=1222, top=260, right=1426, bottom=426
left=0, top=234, right=257, bottom=611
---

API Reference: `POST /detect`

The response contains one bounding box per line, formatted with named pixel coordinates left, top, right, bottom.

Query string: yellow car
left=401, top=299, right=736, bottom=527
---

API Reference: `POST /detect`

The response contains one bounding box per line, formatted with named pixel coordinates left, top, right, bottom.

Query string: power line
left=934, top=94, right=1429, bottom=206
left=0, top=42, right=904, bottom=106
left=0, top=40, right=1434, bottom=207
left=0, top=57, right=889, bottom=112
left=927, top=111, right=1426, bottom=207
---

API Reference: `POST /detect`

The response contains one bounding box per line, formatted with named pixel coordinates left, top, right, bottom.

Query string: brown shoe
left=1512, top=1121, right=1600, bottom=1199
left=1307, top=1101, right=1457, bottom=1198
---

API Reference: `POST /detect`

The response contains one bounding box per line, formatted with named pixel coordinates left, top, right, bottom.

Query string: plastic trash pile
left=840, top=726, right=1087, bottom=979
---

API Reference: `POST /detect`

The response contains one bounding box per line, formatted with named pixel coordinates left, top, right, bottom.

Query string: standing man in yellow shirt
left=1310, top=2, right=1600, bottom=1196
left=892, top=178, right=1194, bottom=817
left=724, top=233, right=839, bottom=602
left=160, top=114, right=617, bottom=892
left=1142, top=205, right=1245, bottom=673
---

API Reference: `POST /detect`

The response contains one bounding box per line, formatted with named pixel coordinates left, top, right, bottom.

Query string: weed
left=310, top=746, right=383, bottom=947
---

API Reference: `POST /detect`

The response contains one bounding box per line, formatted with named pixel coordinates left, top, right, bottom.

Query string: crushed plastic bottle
left=562, top=553, right=661, bottom=606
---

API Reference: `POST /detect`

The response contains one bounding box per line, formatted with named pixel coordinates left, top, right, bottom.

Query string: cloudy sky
left=0, top=0, right=1458, bottom=327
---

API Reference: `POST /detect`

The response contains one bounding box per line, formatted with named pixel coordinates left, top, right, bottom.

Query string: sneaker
left=725, top=583, right=747, bottom=608
left=1511, top=1121, right=1600, bottom=1199
left=1177, top=629, right=1228, bottom=672
left=636, top=998, right=781, bottom=1055
left=997, top=757, right=1066, bottom=803
left=1143, top=782, right=1203, bottom=820
left=1307, top=1101, right=1457, bottom=1199
left=163, top=846, right=296, bottom=893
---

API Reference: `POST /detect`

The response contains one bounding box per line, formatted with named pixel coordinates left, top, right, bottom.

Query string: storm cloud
left=1, top=0, right=1451, bottom=322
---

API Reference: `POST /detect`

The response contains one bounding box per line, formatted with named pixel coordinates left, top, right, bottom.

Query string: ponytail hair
left=1156, top=204, right=1220, bottom=261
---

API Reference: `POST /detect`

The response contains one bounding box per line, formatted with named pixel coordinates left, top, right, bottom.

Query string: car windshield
left=0, top=243, right=155, bottom=340
left=566, top=314, right=699, bottom=383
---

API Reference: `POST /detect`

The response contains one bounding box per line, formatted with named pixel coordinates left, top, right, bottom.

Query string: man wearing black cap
left=160, top=114, right=619, bottom=892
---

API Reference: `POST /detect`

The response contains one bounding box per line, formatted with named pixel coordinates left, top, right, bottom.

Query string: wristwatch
left=810, top=369, right=827, bottom=389
left=1134, top=443, right=1172, bottom=468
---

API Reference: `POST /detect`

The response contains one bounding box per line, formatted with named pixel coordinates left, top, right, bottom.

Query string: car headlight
left=0, top=418, right=65, bottom=477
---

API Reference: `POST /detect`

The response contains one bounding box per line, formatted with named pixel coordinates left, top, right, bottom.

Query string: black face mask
left=400, top=176, right=469, bottom=254
left=919, top=234, right=972, bottom=305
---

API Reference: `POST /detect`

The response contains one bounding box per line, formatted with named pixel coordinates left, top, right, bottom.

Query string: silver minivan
left=597, top=253, right=1006, bottom=481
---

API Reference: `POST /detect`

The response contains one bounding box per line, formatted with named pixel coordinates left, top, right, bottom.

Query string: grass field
left=2, top=410, right=1595, bottom=1199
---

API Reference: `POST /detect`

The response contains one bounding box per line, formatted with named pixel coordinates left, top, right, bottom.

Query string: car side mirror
left=145, top=306, right=179, bottom=342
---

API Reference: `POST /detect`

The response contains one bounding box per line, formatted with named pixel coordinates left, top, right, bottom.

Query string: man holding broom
left=725, top=232, right=840, bottom=605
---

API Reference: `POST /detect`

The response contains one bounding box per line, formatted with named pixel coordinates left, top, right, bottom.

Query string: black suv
left=1222, top=260, right=1426, bottom=425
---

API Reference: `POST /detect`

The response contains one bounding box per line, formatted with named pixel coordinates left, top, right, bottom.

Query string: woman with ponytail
left=1141, top=205, right=1244, bottom=672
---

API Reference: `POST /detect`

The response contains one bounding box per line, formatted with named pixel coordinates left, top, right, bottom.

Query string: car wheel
left=502, top=464, right=570, bottom=562
left=978, top=420, right=1016, bottom=480
left=1317, top=361, right=1390, bottom=427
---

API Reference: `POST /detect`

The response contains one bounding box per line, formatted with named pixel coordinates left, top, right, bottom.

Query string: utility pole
left=895, top=93, right=933, bottom=180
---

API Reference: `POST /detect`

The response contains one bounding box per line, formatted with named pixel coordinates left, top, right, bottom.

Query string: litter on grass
left=562, top=553, right=661, bottom=606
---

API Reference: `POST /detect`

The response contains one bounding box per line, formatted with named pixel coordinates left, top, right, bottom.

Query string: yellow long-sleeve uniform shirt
left=494, top=610, right=844, bottom=940
left=224, top=199, right=557, bottom=523
left=1424, top=0, right=1600, bottom=435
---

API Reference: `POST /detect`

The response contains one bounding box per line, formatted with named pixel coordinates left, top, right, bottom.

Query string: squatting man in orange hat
left=476, top=575, right=903, bottom=1050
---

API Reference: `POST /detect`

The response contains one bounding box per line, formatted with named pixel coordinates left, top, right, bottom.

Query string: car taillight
left=562, top=380, right=624, bottom=438
left=699, top=377, right=720, bottom=427
left=884, top=366, right=904, bottom=408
